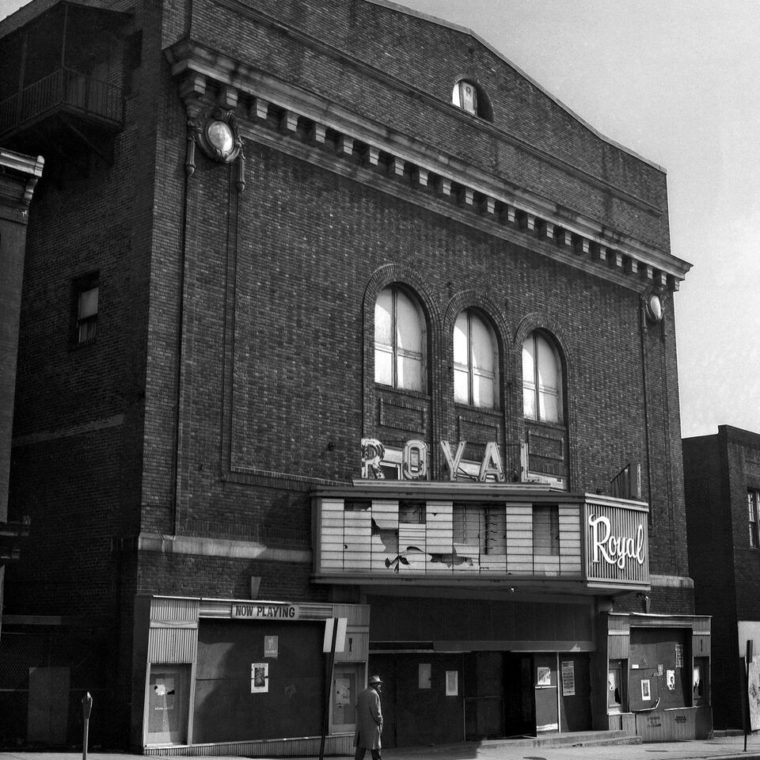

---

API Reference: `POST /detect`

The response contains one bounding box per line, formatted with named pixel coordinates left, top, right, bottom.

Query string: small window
left=374, top=285, right=426, bottom=392
left=533, top=504, right=559, bottom=556
left=693, top=656, right=709, bottom=706
left=454, top=310, right=497, bottom=408
left=74, top=274, right=99, bottom=345
left=523, top=331, right=563, bottom=423
left=451, top=79, right=492, bottom=120
left=749, top=490, right=760, bottom=548
left=453, top=80, right=478, bottom=115
left=608, top=660, right=626, bottom=711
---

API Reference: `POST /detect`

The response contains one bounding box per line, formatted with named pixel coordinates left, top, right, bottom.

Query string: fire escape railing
left=0, top=67, right=124, bottom=137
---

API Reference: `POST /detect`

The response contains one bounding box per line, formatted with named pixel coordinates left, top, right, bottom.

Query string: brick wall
left=181, top=0, right=670, bottom=248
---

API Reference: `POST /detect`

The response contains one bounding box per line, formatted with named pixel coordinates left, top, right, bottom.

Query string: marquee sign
left=361, top=437, right=505, bottom=482
left=232, top=603, right=299, bottom=620
left=585, top=499, right=649, bottom=585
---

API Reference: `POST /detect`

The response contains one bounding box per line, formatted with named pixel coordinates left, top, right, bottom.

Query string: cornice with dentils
left=166, top=38, right=691, bottom=292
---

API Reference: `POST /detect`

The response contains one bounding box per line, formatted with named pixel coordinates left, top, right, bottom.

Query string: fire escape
left=0, top=1, right=130, bottom=171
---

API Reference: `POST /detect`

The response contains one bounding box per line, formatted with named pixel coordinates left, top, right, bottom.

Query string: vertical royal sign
left=585, top=499, right=649, bottom=586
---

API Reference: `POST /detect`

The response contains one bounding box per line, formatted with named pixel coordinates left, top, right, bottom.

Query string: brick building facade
left=683, top=426, right=760, bottom=730
left=1, top=0, right=708, bottom=752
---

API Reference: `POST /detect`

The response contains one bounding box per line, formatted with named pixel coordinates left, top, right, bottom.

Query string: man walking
left=355, top=674, right=383, bottom=760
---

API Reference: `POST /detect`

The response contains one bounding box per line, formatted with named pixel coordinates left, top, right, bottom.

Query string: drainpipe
left=639, top=297, right=655, bottom=523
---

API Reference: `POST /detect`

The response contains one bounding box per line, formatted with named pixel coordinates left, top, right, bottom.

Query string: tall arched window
left=454, top=310, right=497, bottom=408
left=374, top=286, right=426, bottom=392
left=522, top=331, right=563, bottom=422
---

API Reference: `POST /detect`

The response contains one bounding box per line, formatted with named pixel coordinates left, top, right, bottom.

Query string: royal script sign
left=585, top=500, right=649, bottom=585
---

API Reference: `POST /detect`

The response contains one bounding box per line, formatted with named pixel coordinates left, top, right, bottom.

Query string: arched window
left=522, top=331, right=563, bottom=423
left=374, top=285, right=426, bottom=392
left=451, top=79, right=493, bottom=121
left=454, top=310, right=497, bottom=408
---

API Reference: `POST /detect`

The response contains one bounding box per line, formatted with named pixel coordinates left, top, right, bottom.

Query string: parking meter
left=82, top=692, right=93, bottom=760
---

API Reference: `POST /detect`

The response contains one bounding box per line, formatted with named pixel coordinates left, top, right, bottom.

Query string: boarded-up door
left=27, top=666, right=70, bottom=744
left=559, top=654, right=591, bottom=731
left=147, top=666, right=189, bottom=745
left=331, top=664, right=362, bottom=734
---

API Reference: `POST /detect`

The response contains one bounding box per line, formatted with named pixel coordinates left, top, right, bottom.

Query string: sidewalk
left=383, top=733, right=760, bottom=760
left=3, top=735, right=760, bottom=760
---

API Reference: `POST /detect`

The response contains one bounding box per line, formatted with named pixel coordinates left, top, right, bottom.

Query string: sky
left=388, top=0, right=760, bottom=440
left=0, top=0, right=757, bottom=439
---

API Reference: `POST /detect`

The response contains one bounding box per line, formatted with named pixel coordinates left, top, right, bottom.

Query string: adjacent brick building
left=683, top=426, right=760, bottom=730
left=0, top=0, right=708, bottom=752
left=0, top=147, right=42, bottom=640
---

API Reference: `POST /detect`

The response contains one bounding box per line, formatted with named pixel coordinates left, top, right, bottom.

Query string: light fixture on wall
left=644, top=291, right=664, bottom=323
left=197, top=109, right=242, bottom=164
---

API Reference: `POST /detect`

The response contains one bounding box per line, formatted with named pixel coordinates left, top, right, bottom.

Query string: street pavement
left=3, top=734, right=760, bottom=760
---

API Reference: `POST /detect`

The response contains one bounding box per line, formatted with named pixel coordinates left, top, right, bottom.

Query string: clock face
left=647, top=293, right=663, bottom=322
left=206, top=120, right=235, bottom=157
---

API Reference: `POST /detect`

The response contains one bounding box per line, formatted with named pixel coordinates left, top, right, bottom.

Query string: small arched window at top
left=452, top=79, right=492, bottom=121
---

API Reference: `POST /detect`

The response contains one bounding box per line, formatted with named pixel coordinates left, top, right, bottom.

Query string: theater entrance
left=370, top=651, right=590, bottom=747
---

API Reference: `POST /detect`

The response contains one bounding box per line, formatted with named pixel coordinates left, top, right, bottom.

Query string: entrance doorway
left=371, top=651, right=589, bottom=747
left=27, top=666, right=70, bottom=745
left=145, top=665, right=190, bottom=745
left=503, top=654, right=535, bottom=737
left=331, top=664, right=363, bottom=734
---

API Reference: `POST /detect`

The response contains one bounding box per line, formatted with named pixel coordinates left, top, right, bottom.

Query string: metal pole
left=319, top=620, right=339, bottom=760
left=745, top=641, right=753, bottom=752
left=81, top=692, right=93, bottom=760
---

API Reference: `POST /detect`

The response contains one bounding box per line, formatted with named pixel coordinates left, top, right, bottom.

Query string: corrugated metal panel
left=336, top=631, right=369, bottom=661
left=608, top=633, right=630, bottom=659
left=151, top=597, right=200, bottom=624
left=147, top=626, right=197, bottom=663
left=331, top=604, right=370, bottom=626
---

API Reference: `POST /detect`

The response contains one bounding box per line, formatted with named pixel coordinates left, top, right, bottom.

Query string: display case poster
left=561, top=660, right=576, bottom=696
left=748, top=661, right=760, bottom=731
left=251, top=663, right=268, bottom=693
left=445, top=670, right=458, bottom=696
left=641, top=679, right=651, bottom=701
left=264, top=636, right=279, bottom=658
left=537, top=666, right=552, bottom=687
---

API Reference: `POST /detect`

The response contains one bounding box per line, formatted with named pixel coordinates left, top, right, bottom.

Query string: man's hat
left=368, top=674, right=382, bottom=685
